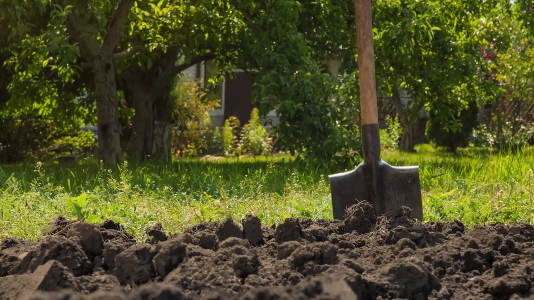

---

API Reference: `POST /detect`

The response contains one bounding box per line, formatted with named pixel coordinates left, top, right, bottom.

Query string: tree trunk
left=125, top=82, right=154, bottom=161
left=92, top=53, right=122, bottom=168
left=152, top=94, right=173, bottom=162
left=391, top=87, right=416, bottom=152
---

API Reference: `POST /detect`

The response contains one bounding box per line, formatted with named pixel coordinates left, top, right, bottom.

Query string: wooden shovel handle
left=354, top=0, right=378, bottom=126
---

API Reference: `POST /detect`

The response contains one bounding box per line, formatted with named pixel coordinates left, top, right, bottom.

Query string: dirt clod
left=9, top=236, right=92, bottom=276
left=242, top=215, right=263, bottom=245
left=220, top=237, right=250, bottom=249
left=153, top=239, right=187, bottom=279
left=66, top=222, right=104, bottom=257
left=196, top=232, right=219, bottom=250
left=241, top=275, right=357, bottom=300
left=114, top=244, right=156, bottom=285
left=43, top=216, right=76, bottom=236
left=343, top=201, right=376, bottom=234
left=289, top=242, right=338, bottom=270
left=1, top=260, right=80, bottom=300
left=277, top=241, right=301, bottom=260
left=217, top=218, right=243, bottom=242
left=102, top=240, right=128, bottom=270
left=145, top=223, right=168, bottom=244
left=274, top=218, right=302, bottom=243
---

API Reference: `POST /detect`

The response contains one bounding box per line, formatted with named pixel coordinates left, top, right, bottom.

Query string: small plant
left=222, top=119, right=235, bottom=155
left=380, top=116, right=402, bottom=149
left=242, top=108, right=270, bottom=156
left=289, top=199, right=313, bottom=218
left=66, top=192, right=100, bottom=223
left=228, top=116, right=242, bottom=156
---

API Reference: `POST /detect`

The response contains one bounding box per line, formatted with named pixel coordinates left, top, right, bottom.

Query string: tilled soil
left=2, top=202, right=534, bottom=300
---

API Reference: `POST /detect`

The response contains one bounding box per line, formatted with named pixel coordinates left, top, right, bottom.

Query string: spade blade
left=329, top=160, right=423, bottom=220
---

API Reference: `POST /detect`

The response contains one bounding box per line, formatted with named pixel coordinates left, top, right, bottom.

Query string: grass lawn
left=1, top=144, right=534, bottom=241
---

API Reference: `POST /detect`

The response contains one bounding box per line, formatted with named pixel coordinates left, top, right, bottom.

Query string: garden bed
left=1, top=202, right=533, bottom=300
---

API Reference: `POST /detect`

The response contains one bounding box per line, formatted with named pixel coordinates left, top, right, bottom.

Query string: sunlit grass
left=383, top=144, right=534, bottom=225
left=1, top=145, right=534, bottom=241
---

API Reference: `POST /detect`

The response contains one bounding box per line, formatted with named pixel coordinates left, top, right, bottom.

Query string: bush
left=426, top=99, right=479, bottom=153
left=471, top=119, right=534, bottom=151
left=0, top=110, right=96, bottom=163
left=470, top=124, right=494, bottom=147
left=500, top=120, right=534, bottom=150
left=263, top=69, right=361, bottom=164
left=242, top=108, right=270, bottom=156
left=170, top=79, right=220, bottom=157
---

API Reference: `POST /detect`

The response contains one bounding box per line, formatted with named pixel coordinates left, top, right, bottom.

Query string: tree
left=2, top=0, right=140, bottom=167
left=372, top=0, right=510, bottom=152
left=294, top=0, right=510, bottom=152
left=3, top=0, right=333, bottom=164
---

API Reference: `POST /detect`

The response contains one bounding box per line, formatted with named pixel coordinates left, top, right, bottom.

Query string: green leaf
left=76, top=192, right=87, bottom=208
left=85, top=215, right=101, bottom=224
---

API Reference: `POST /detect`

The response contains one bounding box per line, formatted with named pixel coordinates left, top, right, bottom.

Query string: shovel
left=329, top=0, right=423, bottom=221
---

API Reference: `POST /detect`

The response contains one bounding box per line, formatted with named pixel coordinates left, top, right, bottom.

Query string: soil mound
left=2, top=201, right=534, bottom=299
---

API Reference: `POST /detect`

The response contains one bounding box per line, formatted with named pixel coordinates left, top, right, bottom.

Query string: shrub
left=170, top=79, right=220, bottom=157
left=426, top=99, right=479, bottom=153
left=265, top=70, right=362, bottom=164
left=471, top=124, right=494, bottom=147
left=500, top=120, right=534, bottom=150
left=242, top=108, right=270, bottom=156
left=0, top=110, right=96, bottom=163
left=471, top=119, right=534, bottom=151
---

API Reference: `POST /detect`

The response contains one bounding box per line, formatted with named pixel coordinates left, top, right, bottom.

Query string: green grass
left=1, top=145, right=534, bottom=241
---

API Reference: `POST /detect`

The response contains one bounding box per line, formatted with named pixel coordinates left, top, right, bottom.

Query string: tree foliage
left=1, top=0, right=347, bottom=163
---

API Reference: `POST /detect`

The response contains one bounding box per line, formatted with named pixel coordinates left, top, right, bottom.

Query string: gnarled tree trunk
left=92, top=53, right=122, bottom=168
left=119, top=52, right=215, bottom=162
left=122, top=73, right=173, bottom=162
left=128, top=85, right=154, bottom=161
left=391, top=87, right=417, bottom=152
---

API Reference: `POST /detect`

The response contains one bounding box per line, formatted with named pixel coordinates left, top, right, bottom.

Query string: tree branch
left=65, top=13, right=99, bottom=59
left=113, top=45, right=154, bottom=61
left=81, top=45, right=163, bottom=69
left=102, top=0, right=135, bottom=54
left=150, top=53, right=216, bottom=96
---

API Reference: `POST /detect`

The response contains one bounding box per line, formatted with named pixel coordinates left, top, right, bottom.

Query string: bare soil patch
left=2, top=202, right=534, bottom=299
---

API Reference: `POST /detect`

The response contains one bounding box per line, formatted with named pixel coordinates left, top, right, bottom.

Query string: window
left=201, top=60, right=225, bottom=115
